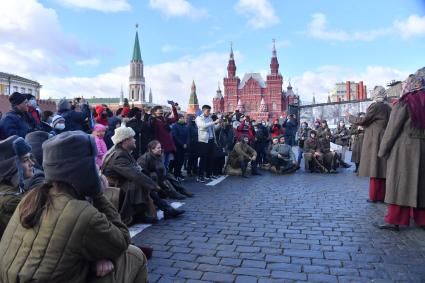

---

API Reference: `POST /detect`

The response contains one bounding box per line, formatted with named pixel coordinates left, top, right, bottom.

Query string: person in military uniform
left=350, top=113, right=365, bottom=173
left=270, top=136, right=297, bottom=174
left=317, top=120, right=331, bottom=139
left=227, top=136, right=259, bottom=178
left=304, top=130, right=325, bottom=173
left=319, top=132, right=351, bottom=173
left=334, top=120, right=351, bottom=162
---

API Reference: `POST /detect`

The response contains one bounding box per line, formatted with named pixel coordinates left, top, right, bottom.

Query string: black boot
left=373, top=222, right=399, bottom=231
left=174, top=184, right=194, bottom=197
left=151, top=191, right=185, bottom=219
left=170, top=179, right=194, bottom=197
left=163, top=206, right=185, bottom=219
left=240, top=161, right=249, bottom=178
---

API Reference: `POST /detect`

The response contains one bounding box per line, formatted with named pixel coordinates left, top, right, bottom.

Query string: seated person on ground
left=0, top=131, right=148, bottom=283
left=226, top=136, right=260, bottom=177
left=303, top=130, right=327, bottom=173
left=319, top=132, right=352, bottom=173
left=137, top=140, right=193, bottom=200
left=102, top=126, right=184, bottom=225
left=270, top=136, right=298, bottom=174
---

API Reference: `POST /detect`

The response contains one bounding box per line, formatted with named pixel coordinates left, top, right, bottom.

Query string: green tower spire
left=132, top=25, right=142, bottom=61
left=188, top=80, right=199, bottom=105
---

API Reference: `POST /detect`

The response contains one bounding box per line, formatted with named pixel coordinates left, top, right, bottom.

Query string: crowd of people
left=0, top=66, right=423, bottom=282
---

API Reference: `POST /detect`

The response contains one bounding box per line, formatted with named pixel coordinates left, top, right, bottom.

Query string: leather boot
left=163, top=206, right=185, bottom=219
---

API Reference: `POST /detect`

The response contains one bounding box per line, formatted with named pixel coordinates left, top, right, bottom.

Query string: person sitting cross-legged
left=269, top=136, right=298, bottom=174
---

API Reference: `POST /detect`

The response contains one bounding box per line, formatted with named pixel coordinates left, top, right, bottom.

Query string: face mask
left=302, top=124, right=307, bottom=129
left=262, top=122, right=266, bottom=126
left=55, top=124, right=65, bottom=130
left=101, top=113, right=107, bottom=119
left=29, top=99, right=37, bottom=108
left=311, top=134, right=316, bottom=138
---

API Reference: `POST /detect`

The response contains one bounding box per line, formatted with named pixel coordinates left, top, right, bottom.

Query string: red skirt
left=369, top=178, right=385, bottom=202
left=384, top=204, right=425, bottom=226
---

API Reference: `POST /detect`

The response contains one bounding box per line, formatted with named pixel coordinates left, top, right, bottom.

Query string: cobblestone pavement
left=133, top=167, right=425, bottom=283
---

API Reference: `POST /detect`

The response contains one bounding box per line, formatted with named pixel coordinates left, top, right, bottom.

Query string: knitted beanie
left=12, top=137, right=32, bottom=157
left=9, top=92, right=27, bottom=106
left=51, top=114, right=65, bottom=128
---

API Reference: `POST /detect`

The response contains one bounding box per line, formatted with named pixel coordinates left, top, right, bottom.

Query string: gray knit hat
left=57, top=99, right=71, bottom=112
left=42, top=131, right=100, bottom=197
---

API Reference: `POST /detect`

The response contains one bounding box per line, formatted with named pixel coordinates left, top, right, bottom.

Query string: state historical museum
left=213, top=42, right=299, bottom=121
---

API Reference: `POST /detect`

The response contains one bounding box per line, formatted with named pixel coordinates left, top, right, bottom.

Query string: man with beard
left=270, top=136, right=297, bottom=174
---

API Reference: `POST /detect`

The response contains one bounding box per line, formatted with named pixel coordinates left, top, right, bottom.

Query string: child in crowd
left=92, top=123, right=107, bottom=168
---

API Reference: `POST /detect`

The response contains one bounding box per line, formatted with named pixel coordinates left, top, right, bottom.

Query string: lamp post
left=8, top=76, right=11, bottom=95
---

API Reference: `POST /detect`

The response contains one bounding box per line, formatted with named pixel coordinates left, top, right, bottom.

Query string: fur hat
left=57, top=99, right=71, bottom=112
left=9, top=92, right=27, bottom=106
left=111, top=126, right=135, bottom=145
left=25, top=131, right=50, bottom=167
left=0, top=135, right=19, bottom=186
left=42, top=131, right=100, bottom=197
left=372, top=86, right=386, bottom=102
left=13, top=137, right=32, bottom=157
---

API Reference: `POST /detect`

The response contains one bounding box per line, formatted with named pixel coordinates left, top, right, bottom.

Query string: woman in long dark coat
left=346, top=86, right=392, bottom=202
left=375, top=69, right=425, bottom=231
left=350, top=113, right=365, bottom=173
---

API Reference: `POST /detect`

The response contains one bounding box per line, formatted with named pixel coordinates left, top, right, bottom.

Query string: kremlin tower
left=186, top=80, right=200, bottom=114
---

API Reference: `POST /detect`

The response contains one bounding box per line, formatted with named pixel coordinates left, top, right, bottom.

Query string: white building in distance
left=0, top=72, right=42, bottom=99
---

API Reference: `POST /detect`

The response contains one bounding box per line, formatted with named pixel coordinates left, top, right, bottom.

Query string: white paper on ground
left=330, top=142, right=342, bottom=152
left=129, top=202, right=185, bottom=238
left=206, top=175, right=228, bottom=186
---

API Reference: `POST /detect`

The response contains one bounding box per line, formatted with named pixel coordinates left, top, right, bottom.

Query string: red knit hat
left=95, top=105, right=105, bottom=116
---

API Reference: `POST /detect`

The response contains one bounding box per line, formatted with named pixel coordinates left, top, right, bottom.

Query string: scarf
left=399, top=90, right=425, bottom=130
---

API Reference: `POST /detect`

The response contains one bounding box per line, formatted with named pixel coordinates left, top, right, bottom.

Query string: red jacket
left=151, top=106, right=178, bottom=153
left=271, top=124, right=284, bottom=138
left=236, top=120, right=255, bottom=143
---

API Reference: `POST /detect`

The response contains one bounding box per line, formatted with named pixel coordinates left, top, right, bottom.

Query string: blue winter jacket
left=58, top=104, right=90, bottom=132
left=171, top=122, right=189, bottom=147
left=0, top=110, right=34, bottom=139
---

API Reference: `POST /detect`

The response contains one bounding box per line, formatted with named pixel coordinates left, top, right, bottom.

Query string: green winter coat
left=0, top=187, right=130, bottom=283
left=0, top=183, right=21, bottom=239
